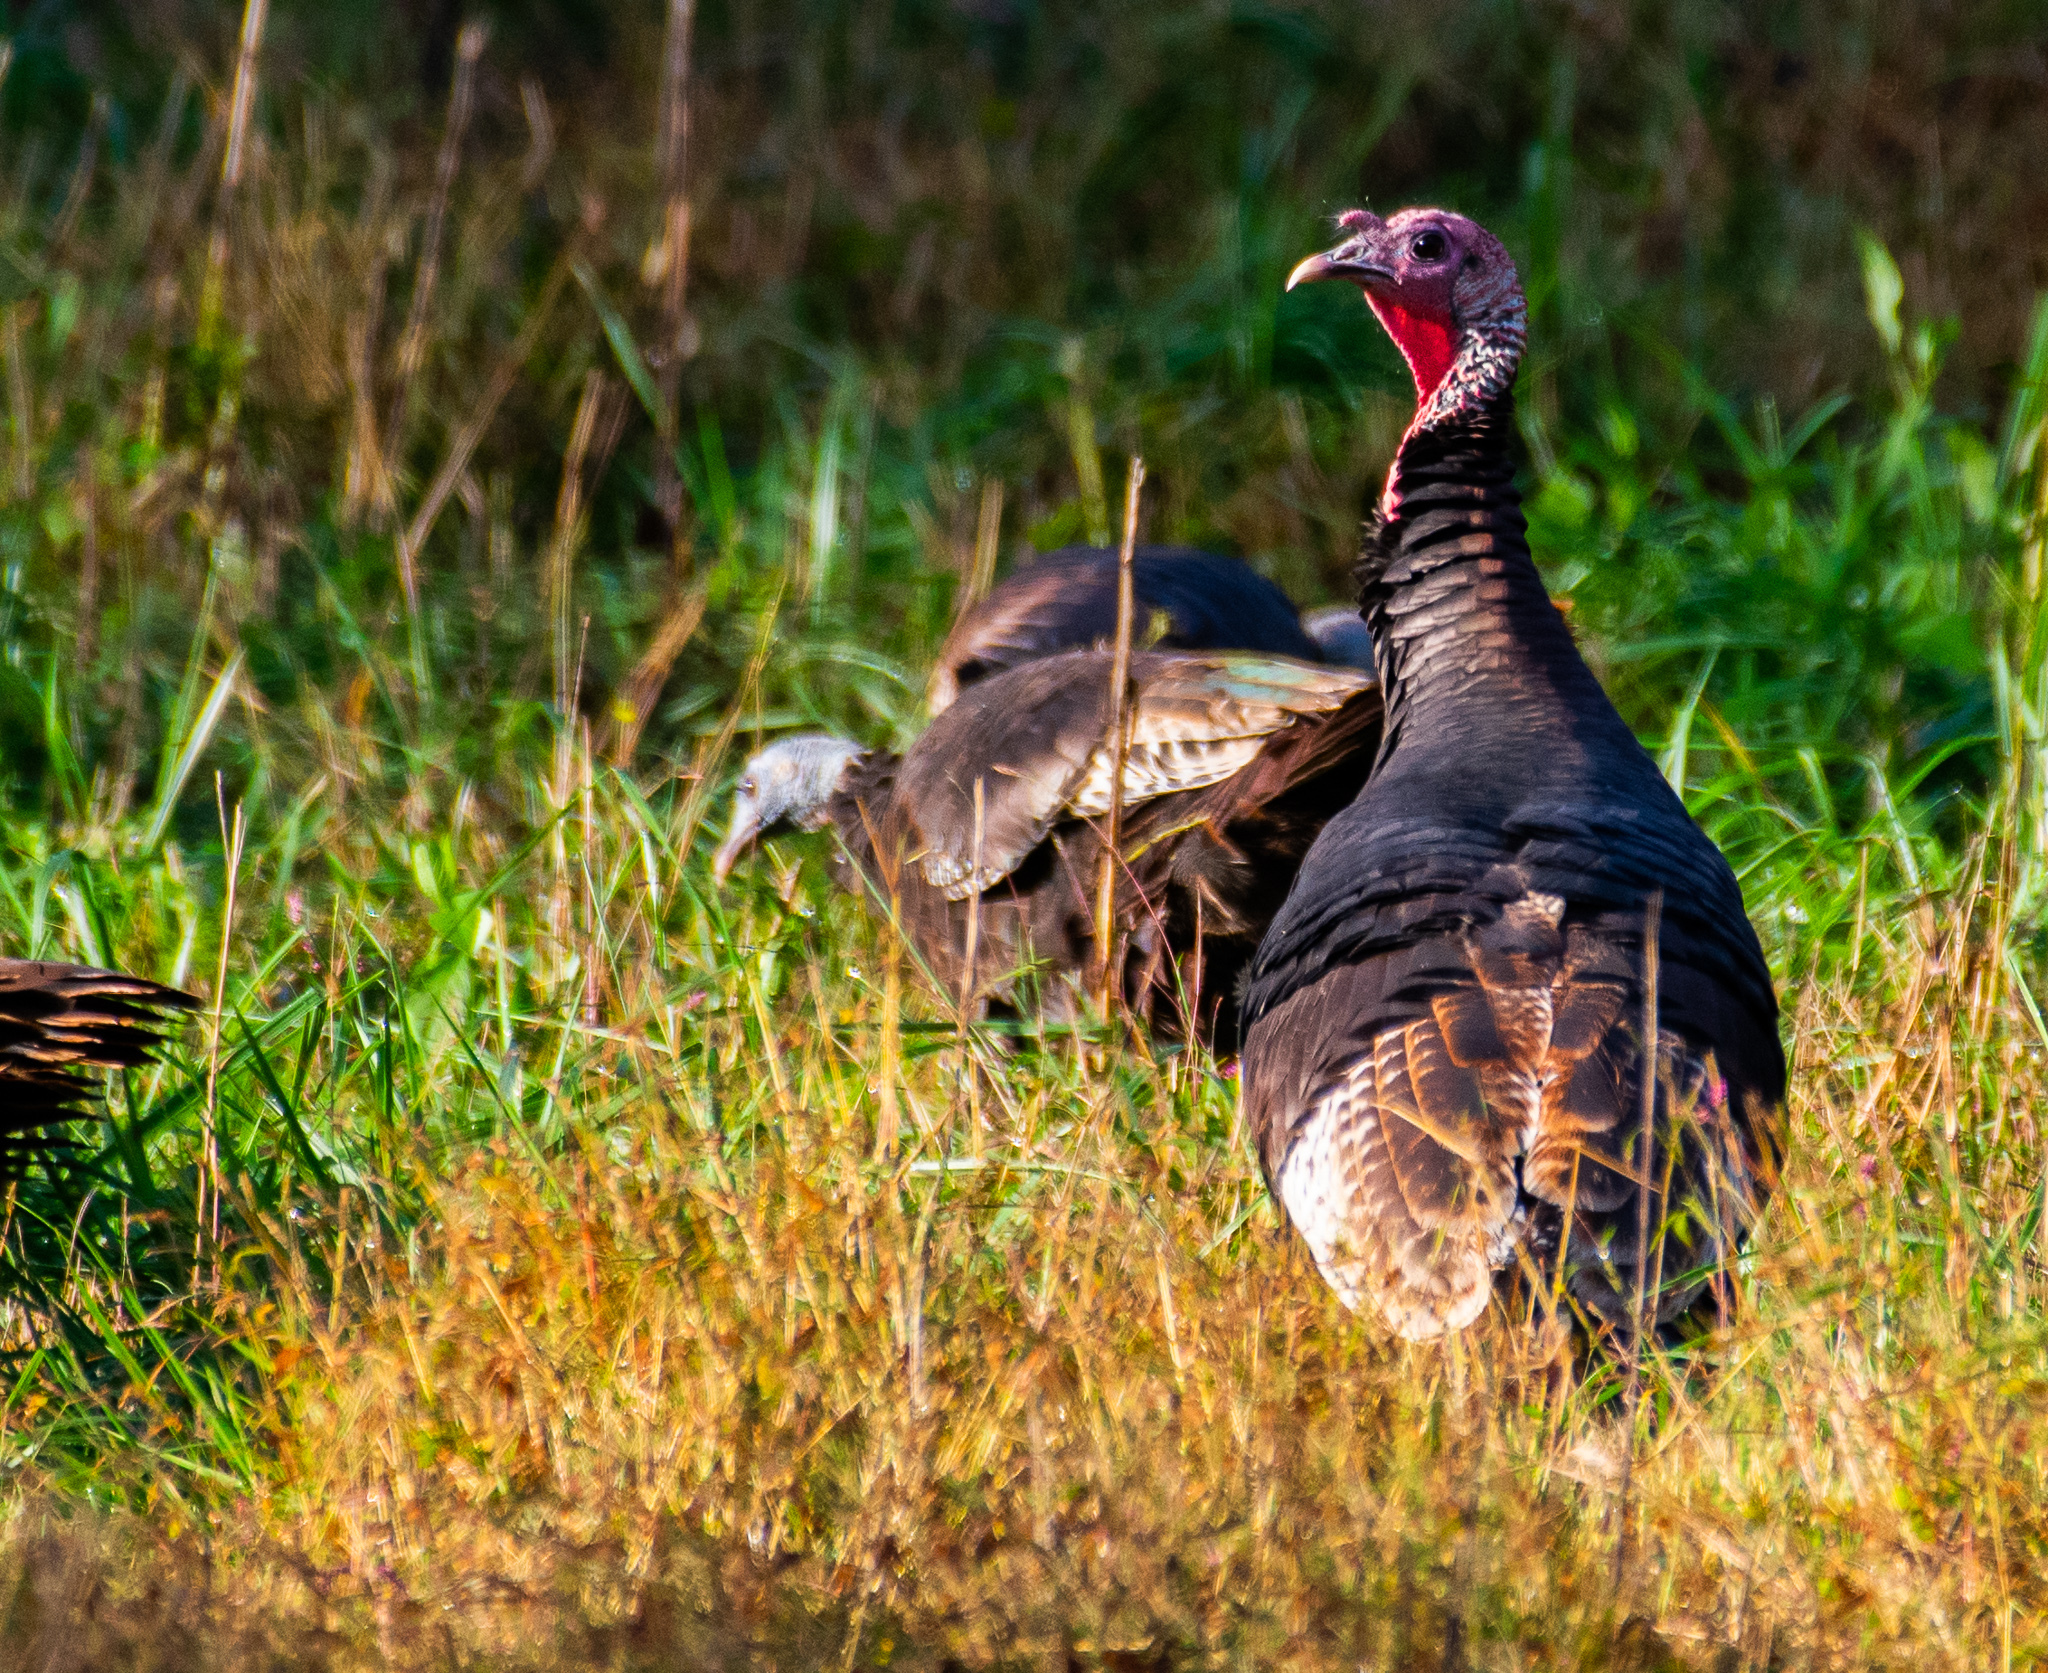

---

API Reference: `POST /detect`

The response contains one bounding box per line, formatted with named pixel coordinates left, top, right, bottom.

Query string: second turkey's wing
left=900, top=651, right=1376, bottom=900
left=826, top=751, right=1097, bottom=1014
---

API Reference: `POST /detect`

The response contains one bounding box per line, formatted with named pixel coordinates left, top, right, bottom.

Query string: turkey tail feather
left=1248, top=901, right=1775, bottom=1339
left=0, top=959, right=198, bottom=1183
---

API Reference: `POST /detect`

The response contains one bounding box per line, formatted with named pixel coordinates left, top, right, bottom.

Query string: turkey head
left=713, top=735, right=867, bottom=882
left=1287, top=207, right=1526, bottom=450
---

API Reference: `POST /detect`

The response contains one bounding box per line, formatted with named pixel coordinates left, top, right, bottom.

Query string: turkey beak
left=711, top=806, right=760, bottom=884
left=1286, top=239, right=1393, bottom=292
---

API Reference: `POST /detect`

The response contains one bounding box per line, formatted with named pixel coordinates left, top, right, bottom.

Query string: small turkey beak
left=1286, top=244, right=1395, bottom=291
left=1285, top=250, right=1338, bottom=291
left=711, top=807, right=760, bottom=885
left=1287, top=214, right=1395, bottom=291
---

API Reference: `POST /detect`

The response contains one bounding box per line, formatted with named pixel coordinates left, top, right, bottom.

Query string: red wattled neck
left=1366, top=294, right=1457, bottom=408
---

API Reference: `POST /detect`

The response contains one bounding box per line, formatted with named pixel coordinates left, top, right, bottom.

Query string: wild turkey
left=716, top=649, right=1381, bottom=1041
left=930, top=545, right=1369, bottom=715
left=1241, top=207, right=1784, bottom=1340
left=0, top=959, right=197, bottom=1187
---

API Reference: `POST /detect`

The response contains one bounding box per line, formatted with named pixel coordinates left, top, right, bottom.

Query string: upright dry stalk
left=1613, top=886, right=1663, bottom=1595
left=959, top=775, right=988, bottom=1155
left=382, top=21, right=487, bottom=479
left=604, top=585, right=708, bottom=765
left=580, top=715, right=602, bottom=1029
left=220, top=0, right=267, bottom=188
left=200, top=780, right=247, bottom=1273
left=1093, top=457, right=1144, bottom=1012
left=876, top=931, right=902, bottom=1161
left=962, top=774, right=985, bottom=1013
left=647, top=0, right=698, bottom=560
left=199, top=0, right=269, bottom=350
left=551, top=371, right=609, bottom=719
left=961, top=478, right=1002, bottom=615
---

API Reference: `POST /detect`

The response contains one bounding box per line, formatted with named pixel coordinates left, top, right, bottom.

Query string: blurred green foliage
left=0, top=0, right=2033, bottom=813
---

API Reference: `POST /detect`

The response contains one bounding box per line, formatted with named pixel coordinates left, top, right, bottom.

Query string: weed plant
left=0, top=4, right=2041, bottom=1669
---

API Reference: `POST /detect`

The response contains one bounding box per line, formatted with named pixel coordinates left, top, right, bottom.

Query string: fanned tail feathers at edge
left=0, top=960, right=198, bottom=1179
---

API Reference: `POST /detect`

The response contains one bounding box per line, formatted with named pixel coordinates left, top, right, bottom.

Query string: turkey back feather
left=826, top=650, right=1381, bottom=1040
left=931, top=546, right=1322, bottom=713
left=898, top=650, right=1374, bottom=899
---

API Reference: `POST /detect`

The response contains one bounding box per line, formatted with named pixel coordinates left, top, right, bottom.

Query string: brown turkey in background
left=718, top=649, right=1381, bottom=1045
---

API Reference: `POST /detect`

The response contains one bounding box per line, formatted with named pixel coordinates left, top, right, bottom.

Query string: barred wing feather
left=903, top=651, right=1375, bottom=900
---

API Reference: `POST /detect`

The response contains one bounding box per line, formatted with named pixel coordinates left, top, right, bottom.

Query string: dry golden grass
left=1, top=795, right=2042, bottom=1671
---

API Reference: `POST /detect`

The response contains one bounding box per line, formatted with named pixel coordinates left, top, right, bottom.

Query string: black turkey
left=0, top=959, right=197, bottom=1187
left=717, top=650, right=1381, bottom=1042
left=930, top=545, right=1369, bottom=715
left=1242, top=207, right=1784, bottom=1340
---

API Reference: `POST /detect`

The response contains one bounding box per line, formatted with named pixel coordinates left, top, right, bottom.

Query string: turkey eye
left=1411, top=230, right=1448, bottom=262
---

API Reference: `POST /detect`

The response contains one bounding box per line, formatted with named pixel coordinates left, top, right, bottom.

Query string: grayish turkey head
left=712, top=734, right=866, bottom=882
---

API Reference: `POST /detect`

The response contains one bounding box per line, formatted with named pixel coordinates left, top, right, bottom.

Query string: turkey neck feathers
left=1245, top=388, right=1778, bottom=1066
left=823, top=750, right=897, bottom=879
left=1360, top=391, right=1622, bottom=773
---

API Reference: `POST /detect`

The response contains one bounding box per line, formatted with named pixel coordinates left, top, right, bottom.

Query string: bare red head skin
left=1286, top=207, right=1526, bottom=432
